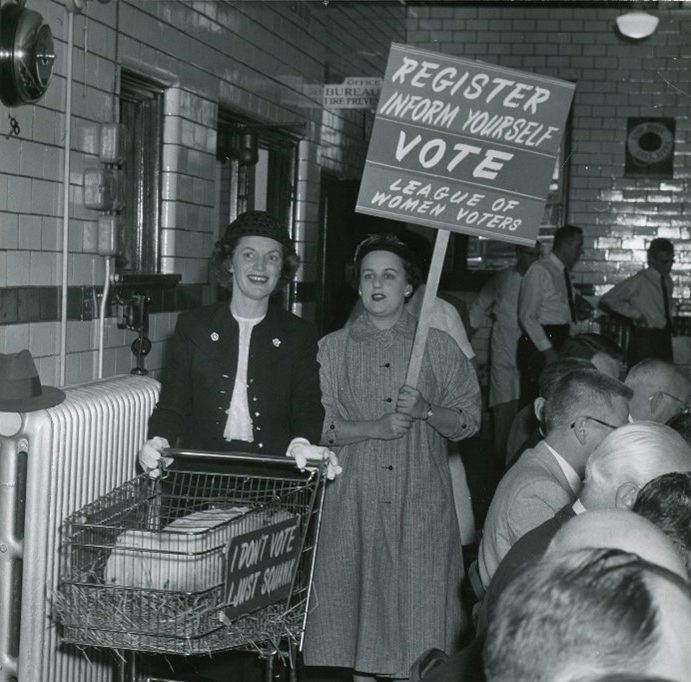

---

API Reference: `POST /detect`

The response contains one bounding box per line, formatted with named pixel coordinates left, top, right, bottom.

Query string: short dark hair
left=560, top=333, right=625, bottom=365
left=543, top=368, right=633, bottom=433
left=353, top=233, right=423, bottom=292
left=484, top=548, right=691, bottom=682
left=633, top=471, right=691, bottom=574
left=648, top=238, right=673, bottom=256
left=553, top=224, right=583, bottom=249
left=538, top=357, right=594, bottom=399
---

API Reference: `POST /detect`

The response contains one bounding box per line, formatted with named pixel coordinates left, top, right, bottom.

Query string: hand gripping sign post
left=356, top=43, right=575, bottom=384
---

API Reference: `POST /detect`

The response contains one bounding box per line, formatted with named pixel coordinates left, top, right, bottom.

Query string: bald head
left=626, top=360, right=691, bottom=423
left=582, top=422, right=691, bottom=510
left=546, top=509, right=688, bottom=579
left=485, top=547, right=691, bottom=682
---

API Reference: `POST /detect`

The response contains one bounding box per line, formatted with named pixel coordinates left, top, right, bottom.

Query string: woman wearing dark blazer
left=142, top=210, right=324, bottom=464
left=138, top=211, right=325, bottom=682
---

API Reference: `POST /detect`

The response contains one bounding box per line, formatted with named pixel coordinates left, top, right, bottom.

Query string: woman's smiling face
left=230, top=235, right=283, bottom=303
left=359, top=250, right=412, bottom=327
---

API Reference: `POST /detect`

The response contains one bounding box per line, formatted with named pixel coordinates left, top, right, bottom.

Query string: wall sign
left=355, top=43, right=575, bottom=246
left=625, top=117, right=675, bottom=177
left=324, top=77, right=382, bottom=109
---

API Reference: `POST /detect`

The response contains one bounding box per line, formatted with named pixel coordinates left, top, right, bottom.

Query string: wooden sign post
left=356, top=44, right=575, bottom=386
left=404, top=228, right=449, bottom=386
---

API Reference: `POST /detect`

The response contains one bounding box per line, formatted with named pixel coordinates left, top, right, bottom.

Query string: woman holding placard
left=303, top=234, right=481, bottom=680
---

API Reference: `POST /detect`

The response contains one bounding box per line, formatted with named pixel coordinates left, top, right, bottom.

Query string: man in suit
left=625, top=358, right=691, bottom=424
left=477, top=422, right=691, bottom=631
left=478, top=368, right=632, bottom=587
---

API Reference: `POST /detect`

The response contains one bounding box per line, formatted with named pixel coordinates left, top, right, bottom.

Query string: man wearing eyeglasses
left=600, top=238, right=676, bottom=366
left=625, top=358, right=691, bottom=424
left=478, top=368, right=631, bottom=587
left=475, top=422, right=691, bottom=633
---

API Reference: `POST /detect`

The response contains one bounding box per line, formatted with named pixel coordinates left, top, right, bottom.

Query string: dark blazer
left=421, top=637, right=485, bottom=682
left=148, top=302, right=324, bottom=454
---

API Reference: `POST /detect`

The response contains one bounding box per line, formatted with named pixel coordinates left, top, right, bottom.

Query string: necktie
left=661, top=273, right=673, bottom=331
left=564, top=269, right=576, bottom=323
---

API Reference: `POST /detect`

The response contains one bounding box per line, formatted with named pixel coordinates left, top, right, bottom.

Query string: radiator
left=0, top=375, right=160, bottom=682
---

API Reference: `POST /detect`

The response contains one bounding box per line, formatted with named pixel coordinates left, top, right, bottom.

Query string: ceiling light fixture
left=615, top=11, right=659, bottom=40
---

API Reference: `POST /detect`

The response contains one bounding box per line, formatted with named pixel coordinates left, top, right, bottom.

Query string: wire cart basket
left=54, top=450, right=327, bottom=677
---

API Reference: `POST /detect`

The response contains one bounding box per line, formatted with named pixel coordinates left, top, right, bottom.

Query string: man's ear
left=534, top=397, right=546, bottom=422
left=571, top=417, right=587, bottom=446
left=648, top=391, right=663, bottom=418
left=615, top=482, right=639, bottom=509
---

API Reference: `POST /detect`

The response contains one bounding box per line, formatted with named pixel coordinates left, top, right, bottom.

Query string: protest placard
left=356, top=43, right=575, bottom=246
left=223, top=515, right=301, bottom=619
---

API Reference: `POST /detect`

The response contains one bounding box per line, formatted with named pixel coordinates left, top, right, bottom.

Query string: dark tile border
left=0, top=284, right=204, bottom=325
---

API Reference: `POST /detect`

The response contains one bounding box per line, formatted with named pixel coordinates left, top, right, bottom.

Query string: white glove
left=286, top=437, right=343, bottom=480
left=138, top=436, right=173, bottom=478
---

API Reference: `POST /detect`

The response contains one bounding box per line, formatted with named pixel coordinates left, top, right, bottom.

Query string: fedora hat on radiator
left=0, top=349, right=65, bottom=412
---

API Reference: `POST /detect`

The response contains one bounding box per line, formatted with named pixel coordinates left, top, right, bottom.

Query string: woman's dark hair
left=210, top=212, right=299, bottom=290
left=353, top=233, right=423, bottom=293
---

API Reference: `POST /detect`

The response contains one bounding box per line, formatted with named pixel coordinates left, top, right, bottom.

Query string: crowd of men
left=419, top=227, right=691, bottom=682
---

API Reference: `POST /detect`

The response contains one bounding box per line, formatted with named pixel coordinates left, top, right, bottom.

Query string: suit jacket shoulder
left=513, top=441, right=571, bottom=492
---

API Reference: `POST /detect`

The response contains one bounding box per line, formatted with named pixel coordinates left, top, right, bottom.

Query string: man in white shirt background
left=599, top=237, right=675, bottom=366
left=469, top=242, right=541, bottom=460
left=517, top=225, right=584, bottom=406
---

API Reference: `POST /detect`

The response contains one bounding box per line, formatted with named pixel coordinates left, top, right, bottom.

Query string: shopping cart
left=54, top=450, right=327, bottom=681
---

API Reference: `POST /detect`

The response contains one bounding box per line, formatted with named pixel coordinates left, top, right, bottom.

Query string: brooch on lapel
left=272, top=338, right=281, bottom=347
left=210, top=332, right=219, bottom=341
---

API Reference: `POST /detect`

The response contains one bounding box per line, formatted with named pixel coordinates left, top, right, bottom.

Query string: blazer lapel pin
left=210, top=332, right=219, bottom=341
left=272, top=338, right=281, bottom=347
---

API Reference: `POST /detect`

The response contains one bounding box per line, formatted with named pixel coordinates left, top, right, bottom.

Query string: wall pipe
left=58, top=10, right=75, bottom=386
left=96, top=257, right=113, bottom=379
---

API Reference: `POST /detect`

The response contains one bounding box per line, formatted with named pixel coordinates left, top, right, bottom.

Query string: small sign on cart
left=223, top=514, right=301, bottom=619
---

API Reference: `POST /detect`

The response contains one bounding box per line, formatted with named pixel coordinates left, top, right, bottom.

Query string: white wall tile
left=7, top=250, right=31, bottom=286
left=30, top=251, right=57, bottom=286
left=29, top=321, right=58, bottom=357
left=1, top=324, right=30, bottom=353
left=0, top=213, right=19, bottom=250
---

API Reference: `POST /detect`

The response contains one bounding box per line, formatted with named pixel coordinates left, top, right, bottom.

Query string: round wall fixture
left=627, top=120, right=674, bottom=166
left=0, top=2, right=56, bottom=107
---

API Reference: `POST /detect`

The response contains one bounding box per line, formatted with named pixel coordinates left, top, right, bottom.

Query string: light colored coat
left=478, top=440, right=578, bottom=586
left=303, top=311, right=481, bottom=677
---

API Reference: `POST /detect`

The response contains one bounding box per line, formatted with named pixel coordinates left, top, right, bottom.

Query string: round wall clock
left=0, top=2, right=55, bottom=107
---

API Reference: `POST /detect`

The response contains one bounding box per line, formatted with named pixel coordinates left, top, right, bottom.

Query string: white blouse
left=223, top=313, right=264, bottom=442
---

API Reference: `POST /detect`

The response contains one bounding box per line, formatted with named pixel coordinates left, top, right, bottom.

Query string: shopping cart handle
left=163, top=447, right=325, bottom=472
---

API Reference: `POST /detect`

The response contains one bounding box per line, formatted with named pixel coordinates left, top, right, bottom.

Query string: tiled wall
left=0, top=0, right=404, bottom=386
left=406, top=4, right=691, bottom=365
left=3, top=1, right=689, bottom=390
